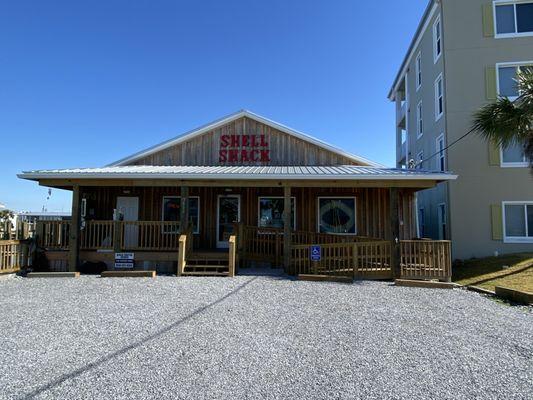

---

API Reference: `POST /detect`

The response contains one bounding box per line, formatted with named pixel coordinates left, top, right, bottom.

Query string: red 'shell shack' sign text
left=219, top=134, right=271, bottom=163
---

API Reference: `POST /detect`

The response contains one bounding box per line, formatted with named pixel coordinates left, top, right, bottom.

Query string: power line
left=411, top=127, right=477, bottom=169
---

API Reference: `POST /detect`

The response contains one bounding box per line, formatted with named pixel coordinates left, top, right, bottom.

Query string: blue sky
left=1, top=0, right=427, bottom=212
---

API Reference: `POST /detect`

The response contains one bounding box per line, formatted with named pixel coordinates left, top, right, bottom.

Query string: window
left=497, top=63, right=533, bottom=99
left=501, top=142, right=528, bottom=166
left=416, top=151, right=424, bottom=169
left=433, top=16, right=442, bottom=62
left=162, top=196, right=200, bottom=233
left=437, top=203, right=447, bottom=240
left=416, top=101, right=423, bottom=138
left=494, top=1, right=533, bottom=37
left=435, top=74, right=444, bottom=120
left=436, top=134, right=446, bottom=171
left=416, top=52, right=422, bottom=90
left=418, top=207, right=426, bottom=238
left=318, top=198, right=356, bottom=234
left=258, top=197, right=296, bottom=229
left=503, top=202, right=533, bottom=242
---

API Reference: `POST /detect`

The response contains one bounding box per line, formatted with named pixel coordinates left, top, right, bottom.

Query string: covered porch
left=23, top=165, right=455, bottom=281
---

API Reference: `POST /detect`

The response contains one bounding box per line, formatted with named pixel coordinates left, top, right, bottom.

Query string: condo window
left=433, top=16, right=442, bottom=62
left=258, top=197, right=296, bottom=229
left=435, top=75, right=444, bottom=120
left=436, top=134, right=446, bottom=171
left=318, top=198, right=356, bottom=234
left=162, top=196, right=200, bottom=234
left=416, top=52, right=422, bottom=89
left=497, top=64, right=533, bottom=99
left=503, top=202, right=533, bottom=241
left=495, top=1, right=533, bottom=36
left=416, top=101, right=423, bottom=138
left=501, top=142, right=528, bottom=166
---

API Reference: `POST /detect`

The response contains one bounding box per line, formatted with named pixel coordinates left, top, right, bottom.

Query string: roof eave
left=17, top=172, right=458, bottom=182
left=107, top=110, right=382, bottom=168
left=388, top=0, right=438, bottom=100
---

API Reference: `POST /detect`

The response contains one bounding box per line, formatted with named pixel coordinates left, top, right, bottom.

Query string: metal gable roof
left=108, top=110, right=382, bottom=167
left=18, top=165, right=457, bottom=182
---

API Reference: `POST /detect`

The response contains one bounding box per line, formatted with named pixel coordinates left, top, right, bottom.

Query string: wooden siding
left=80, top=186, right=417, bottom=249
left=128, top=117, right=361, bottom=166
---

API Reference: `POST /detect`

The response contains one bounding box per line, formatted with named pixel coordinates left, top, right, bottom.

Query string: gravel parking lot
left=0, top=272, right=531, bottom=400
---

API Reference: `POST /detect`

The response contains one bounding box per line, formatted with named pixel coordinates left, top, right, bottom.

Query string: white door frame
left=216, top=194, right=241, bottom=249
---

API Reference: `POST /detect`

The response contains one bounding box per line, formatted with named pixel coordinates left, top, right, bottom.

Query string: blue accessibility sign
left=310, top=245, right=321, bottom=262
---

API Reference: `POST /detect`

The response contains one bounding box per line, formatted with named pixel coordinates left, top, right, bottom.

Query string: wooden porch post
left=68, top=185, right=81, bottom=272
left=389, top=187, right=401, bottom=278
left=283, top=185, right=291, bottom=273
left=180, top=185, right=189, bottom=234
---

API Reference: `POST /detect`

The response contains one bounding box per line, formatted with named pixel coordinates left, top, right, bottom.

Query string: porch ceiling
left=18, top=165, right=457, bottom=189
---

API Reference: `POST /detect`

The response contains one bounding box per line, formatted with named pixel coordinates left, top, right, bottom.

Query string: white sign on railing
left=115, top=252, right=134, bottom=269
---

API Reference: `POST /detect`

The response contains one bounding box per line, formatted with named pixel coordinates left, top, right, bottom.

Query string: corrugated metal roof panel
left=18, top=165, right=457, bottom=182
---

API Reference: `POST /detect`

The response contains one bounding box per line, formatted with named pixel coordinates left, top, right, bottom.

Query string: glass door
left=216, top=195, right=240, bottom=248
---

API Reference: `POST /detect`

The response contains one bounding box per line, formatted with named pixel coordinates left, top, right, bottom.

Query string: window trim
left=415, top=52, right=422, bottom=91
left=433, top=15, right=442, bottom=63
left=161, top=195, right=200, bottom=234
left=434, top=74, right=444, bottom=121
left=317, top=197, right=357, bottom=235
left=502, top=201, right=533, bottom=243
left=257, top=196, right=297, bottom=230
left=436, top=133, right=446, bottom=171
left=496, top=61, right=533, bottom=100
left=416, top=101, right=423, bottom=139
left=416, top=150, right=424, bottom=169
left=500, top=143, right=528, bottom=167
left=493, top=0, right=533, bottom=39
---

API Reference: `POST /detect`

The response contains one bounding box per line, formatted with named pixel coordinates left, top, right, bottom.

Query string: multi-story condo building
left=389, top=0, right=533, bottom=259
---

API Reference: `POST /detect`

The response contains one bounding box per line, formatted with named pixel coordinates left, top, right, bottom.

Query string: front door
left=116, top=196, right=139, bottom=248
left=216, top=195, right=240, bottom=248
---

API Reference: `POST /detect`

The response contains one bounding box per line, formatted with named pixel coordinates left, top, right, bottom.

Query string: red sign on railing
left=219, top=134, right=271, bottom=163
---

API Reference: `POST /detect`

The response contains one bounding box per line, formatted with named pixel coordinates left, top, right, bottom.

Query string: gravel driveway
left=0, top=272, right=531, bottom=400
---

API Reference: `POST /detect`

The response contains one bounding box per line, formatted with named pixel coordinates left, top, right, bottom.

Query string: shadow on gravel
left=20, top=276, right=259, bottom=400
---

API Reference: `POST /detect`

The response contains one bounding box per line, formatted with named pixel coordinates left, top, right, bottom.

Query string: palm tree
left=473, top=68, right=533, bottom=168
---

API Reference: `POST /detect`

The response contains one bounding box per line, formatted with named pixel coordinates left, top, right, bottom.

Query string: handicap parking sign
left=310, top=245, right=321, bottom=262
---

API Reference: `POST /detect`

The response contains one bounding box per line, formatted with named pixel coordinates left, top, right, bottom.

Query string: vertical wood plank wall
left=81, top=186, right=417, bottom=249
left=128, top=117, right=362, bottom=167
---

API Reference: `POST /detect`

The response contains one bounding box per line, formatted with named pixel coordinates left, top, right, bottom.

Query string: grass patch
left=453, top=253, right=533, bottom=293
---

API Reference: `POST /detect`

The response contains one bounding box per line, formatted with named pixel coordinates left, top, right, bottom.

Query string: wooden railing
left=239, top=225, right=380, bottom=267
left=228, top=235, right=236, bottom=277
left=119, top=221, right=181, bottom=251
left=291, top=240, right=451, bottom=281
left=240, top=226, right=284, bottom=265
left=292, top=230, right=379, bottom=245
left=291, top=241, right=391, bottom=278
left=177, top=226, right=194, bottom=276
left=0, top=240, right=30, bottom=273
left=80, top=221, right=114, bottom=250
left=400, top=240, right=452, bottom=281
left=38, top=221, right=70, bottom=250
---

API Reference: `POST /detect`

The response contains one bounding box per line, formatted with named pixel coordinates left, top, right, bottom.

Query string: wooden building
left=18, top=110, right=457, bottom=280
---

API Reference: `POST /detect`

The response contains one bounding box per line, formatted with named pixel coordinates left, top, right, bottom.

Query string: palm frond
left=472, top=98, right=531, bottom=147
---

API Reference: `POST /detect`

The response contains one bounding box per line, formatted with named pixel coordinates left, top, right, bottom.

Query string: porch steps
left=182, top=264, right=230, bottom=277
left=187, top=251, right=229, bottom=266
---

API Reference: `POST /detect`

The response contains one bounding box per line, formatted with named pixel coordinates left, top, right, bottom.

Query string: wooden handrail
left=177, top=225, right=194, bottom=276
left=228, top=235, right=236, bottom=277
